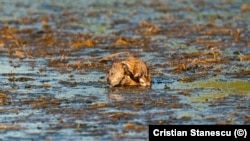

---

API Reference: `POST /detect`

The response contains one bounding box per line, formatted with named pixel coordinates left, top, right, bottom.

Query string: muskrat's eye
left=109, top=70, right=114, bottom=75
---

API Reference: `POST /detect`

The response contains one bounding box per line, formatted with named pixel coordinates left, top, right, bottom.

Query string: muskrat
left=100, top=52, right=151, bottom=87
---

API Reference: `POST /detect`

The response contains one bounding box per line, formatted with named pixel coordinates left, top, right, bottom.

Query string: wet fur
left=107, top=56, right=151, bottom=87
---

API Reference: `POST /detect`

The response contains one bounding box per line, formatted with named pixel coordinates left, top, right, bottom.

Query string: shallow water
left=0, top=0, right=250, bottom=140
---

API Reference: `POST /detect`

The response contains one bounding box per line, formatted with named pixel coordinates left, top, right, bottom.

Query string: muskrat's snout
left=106, top=71, right=114, bottom=86
left=106, top=74, right=116, bottom=86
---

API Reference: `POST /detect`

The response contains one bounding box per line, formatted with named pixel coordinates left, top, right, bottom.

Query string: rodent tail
left=98, top=52, right=132, bottom=62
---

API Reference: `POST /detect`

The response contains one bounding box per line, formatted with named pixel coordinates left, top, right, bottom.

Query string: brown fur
left=107, top=56, right=151, bottom=87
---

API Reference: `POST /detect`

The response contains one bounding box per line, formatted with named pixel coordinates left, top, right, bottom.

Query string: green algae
left=187, top=77, right=250, bottom=102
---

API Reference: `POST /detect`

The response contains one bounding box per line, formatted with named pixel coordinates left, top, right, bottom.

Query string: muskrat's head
left=107, top=62, right=125, bottom=87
